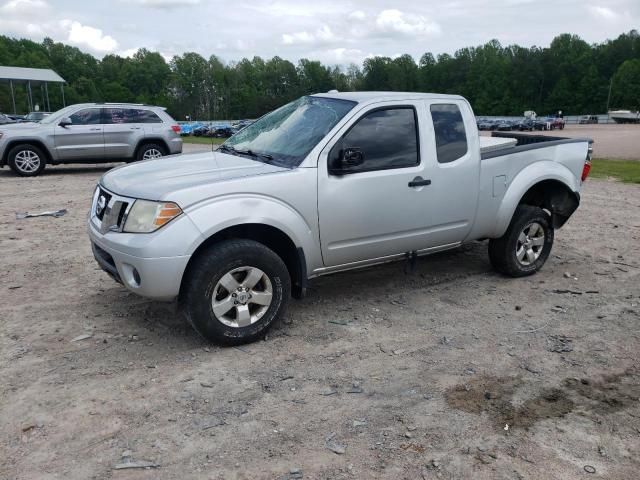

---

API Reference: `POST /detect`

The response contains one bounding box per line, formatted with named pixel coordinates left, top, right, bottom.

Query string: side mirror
left=328, top=146, right=365, bottom=175
left=59, top=117, right=72, bottom=127
left=342, top=147, right=364, bottom=167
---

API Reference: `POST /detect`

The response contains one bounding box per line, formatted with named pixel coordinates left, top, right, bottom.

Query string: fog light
left=121, top=263, right=141, bottom=288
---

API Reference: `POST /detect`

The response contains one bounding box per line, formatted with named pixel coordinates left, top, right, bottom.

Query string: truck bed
left=482, top=132, right=592, bottom=160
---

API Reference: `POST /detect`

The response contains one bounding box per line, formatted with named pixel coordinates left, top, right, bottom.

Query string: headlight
left=123, top=200, right=182, bottom=233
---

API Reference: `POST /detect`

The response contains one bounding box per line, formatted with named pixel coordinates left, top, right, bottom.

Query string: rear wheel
left=180, top=239, right=291, bottom=345
left=8, top=144, right=47, bottom=176
left=489, top=205, right=554, bottom=277
left=136, top=143, right=166, bottom=161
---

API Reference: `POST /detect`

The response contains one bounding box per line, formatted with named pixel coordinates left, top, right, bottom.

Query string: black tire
left=488, top=205, right=554, bottom=277
left=136, top=142, right=166, bottom=161
left=180, top=239, right=291, bottom=345
left=8, top=144, right=47, bottom=176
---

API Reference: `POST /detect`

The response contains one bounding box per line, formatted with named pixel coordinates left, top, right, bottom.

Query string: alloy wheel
left=14, top=150, right=41, bottom=173
left=211, top=266, right=273, bottom=328
left=516, top=222, right=545, bottom=266
left=142, top=148, right=163, bottom=160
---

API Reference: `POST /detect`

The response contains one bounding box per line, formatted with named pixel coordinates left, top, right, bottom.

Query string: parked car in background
left=0, top=103, right=182, bottom=176
left=579, top=115, right=598, bottom=124
left=515, top=118, right=535, bottom=131
left=6, top=114, right=26, bottom=122
left=192, top=124, right=210, bottom=136
left=88, top=92, right=593, bottom=345
left=533, top=118, right=551, bottom=131
left=209, top=124, right=236, bottom=138
left=0, top=113, right=16, bottom=124
left=549, top=116, right=565, bottom=130
left=477, top=119, right=497, bottom=130
left=24, top=111, right=51, bottom=122
left=495, top=119, right=514, bottom=131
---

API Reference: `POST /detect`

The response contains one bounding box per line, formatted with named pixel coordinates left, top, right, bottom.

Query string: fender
left=493, top=160, right=579, bottom=238
left=184, top=193, right=322, bottom=274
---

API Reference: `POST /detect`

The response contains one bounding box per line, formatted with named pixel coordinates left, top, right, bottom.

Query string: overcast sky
left=1, top=0, right=638, bottom=65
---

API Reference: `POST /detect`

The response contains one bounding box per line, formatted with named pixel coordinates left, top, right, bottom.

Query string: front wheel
left=180, top=239, right=291, bottom=345
left=8, top=144, right=47, bottom=176
left=488, top=205, right=554, bottom=277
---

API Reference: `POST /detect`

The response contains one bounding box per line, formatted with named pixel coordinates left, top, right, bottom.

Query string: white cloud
left=130, top=0, right=201, bottom=8
left=348, top=10, right=366, bottom=20
left=119, top=47, right=139, bottom=57
left=282, top=25, right=336, bottom=45
left=587, top=5, right=619, bottom=21
left=62, top=20, right=118, bottom=52
left=375, top=9, right=441, bottom=37
left=0, top=0, right=49, bottom=15
left=282, top=31, right=315, bottom=45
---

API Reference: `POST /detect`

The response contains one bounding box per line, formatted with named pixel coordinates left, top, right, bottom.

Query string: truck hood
left=101, top=151, right=288, bottom=202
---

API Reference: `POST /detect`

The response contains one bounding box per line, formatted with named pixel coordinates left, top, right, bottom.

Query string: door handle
left=89, top=128, right=101, bottom=131
left=408, top=177, right=431, bottom=188
left=129, top=127, right=141, bottom=130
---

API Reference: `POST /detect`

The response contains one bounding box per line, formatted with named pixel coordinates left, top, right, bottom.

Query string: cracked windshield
left=223, top=96, right=356, bottom=167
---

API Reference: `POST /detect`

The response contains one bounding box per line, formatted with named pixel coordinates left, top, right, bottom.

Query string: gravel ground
left=480, top=124, right=640, bottom=160
left=0, top=164, right=639, bottom=479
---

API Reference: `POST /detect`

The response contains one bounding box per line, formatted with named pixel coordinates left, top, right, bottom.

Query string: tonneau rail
left=481, top=132, right=593, bottom=160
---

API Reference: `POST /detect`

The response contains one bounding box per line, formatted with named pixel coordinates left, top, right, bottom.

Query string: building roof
left=0, top=66, right=66, bottom=84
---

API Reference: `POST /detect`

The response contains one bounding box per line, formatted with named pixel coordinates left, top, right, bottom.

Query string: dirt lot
left=480, top=124, right=640, bottom=160
left=1, top=162, right=639, bottom=480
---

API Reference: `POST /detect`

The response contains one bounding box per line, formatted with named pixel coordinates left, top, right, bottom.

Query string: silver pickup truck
left=88, top=92, right=593, bottom=345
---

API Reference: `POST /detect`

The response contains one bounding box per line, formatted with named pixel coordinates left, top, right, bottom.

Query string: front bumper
left=88, top=205, right=203, bottom=301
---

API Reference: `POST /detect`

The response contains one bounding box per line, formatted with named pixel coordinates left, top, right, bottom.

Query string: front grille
left=95, top=189, right=112, bottom=221
left=93, top=187, right=131, bottom=234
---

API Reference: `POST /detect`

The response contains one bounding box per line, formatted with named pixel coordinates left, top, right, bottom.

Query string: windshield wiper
left=220, top=145, right=274, bottom=162
left=242, top=150, right=274, bottom=161
left=218, top=144, right=236, bottom=154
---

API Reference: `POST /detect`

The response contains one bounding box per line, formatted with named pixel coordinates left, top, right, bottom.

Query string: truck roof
left=312, top=91, right=466, bottom=104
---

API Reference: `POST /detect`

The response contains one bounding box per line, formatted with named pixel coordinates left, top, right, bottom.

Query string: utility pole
left=606, top=77, right=613, bottom=124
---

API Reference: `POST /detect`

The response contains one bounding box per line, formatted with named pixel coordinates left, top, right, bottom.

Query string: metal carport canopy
left=0, top=66, right=66, bottom=114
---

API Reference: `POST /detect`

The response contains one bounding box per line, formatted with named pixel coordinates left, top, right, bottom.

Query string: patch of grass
left=590, top=158, right=640, bottom=184
left=182, top=136, right=225, bottom=145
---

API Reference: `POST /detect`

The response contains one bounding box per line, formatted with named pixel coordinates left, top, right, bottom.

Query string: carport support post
left=9, top=80, right=16, bottom=114
left=45, top=82, right=50, bottom=111
left=60, top=83, right=65, bottom=107
left=27, top=80, right=33, bottom=112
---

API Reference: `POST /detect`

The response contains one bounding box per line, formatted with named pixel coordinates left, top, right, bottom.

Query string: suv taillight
left=581, top=145, right=593, bottom=182
left=171, top=125, right=181, bottom=133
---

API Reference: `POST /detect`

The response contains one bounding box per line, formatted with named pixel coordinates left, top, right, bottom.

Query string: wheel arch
left=2, top=139, right=53, bottom=166
left=494, top=162, right=580, bottom=237
left=134, top=138, right=169, bottom=158
left=180, top=223, right=307, bottom=301
left=517, top=179, right=579, bottom=229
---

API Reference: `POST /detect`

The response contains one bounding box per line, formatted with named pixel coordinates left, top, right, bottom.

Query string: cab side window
left=69, top=108, right=102, bottom=125
left=430, top=104, right=468, bottom=164
left=329, top=107, right=419, bottom=174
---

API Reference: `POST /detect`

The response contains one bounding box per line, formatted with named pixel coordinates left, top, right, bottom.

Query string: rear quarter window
left=430, top=104, right=468, bottom=164
left=102, top=108, right=162, bottom=124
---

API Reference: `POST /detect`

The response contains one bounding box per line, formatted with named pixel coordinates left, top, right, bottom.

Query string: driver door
left=317, top=101, right=434, bottom=267
left=54, top=108, right=104, bottom=160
